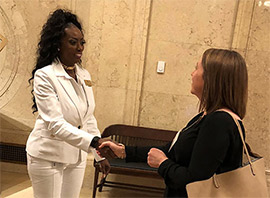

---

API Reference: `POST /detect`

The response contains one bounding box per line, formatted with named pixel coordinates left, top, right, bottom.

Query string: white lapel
left=53, top=61, right=83, bottom=123
left=76, top=66, right=92, bottom=118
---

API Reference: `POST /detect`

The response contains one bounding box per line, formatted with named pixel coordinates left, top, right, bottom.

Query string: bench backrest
left=101, top=124, right=178, bottom=147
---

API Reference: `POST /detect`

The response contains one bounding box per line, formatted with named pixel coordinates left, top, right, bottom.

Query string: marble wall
left=0, top=0, right=269, bottom=187
left=242, top=0, right=270, bottom=170
left=139, top=0, right=239, bottom=129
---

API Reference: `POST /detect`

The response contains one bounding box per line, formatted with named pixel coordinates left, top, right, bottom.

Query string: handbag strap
left=217, top=109, right=256, bottom=176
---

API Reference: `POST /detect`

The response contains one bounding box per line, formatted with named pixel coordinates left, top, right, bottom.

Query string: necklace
left=181, top=113, right=205, bottom=132
left=168, top=113, right=205, bottom=151
left=62, top=63, right=76, bottom=70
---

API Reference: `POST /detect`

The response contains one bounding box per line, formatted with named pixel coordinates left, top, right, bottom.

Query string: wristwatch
left=90, top=136, right=101, bottom=148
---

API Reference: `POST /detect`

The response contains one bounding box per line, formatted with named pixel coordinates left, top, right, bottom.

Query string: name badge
left=84, top=80, right=92, bottom=87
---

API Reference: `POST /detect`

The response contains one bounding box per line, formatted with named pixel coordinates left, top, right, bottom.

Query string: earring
left=57, top=48, right=60, bottom=51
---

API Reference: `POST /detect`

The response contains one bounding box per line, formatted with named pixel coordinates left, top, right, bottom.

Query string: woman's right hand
left=99, top=141, right=124, bottom=158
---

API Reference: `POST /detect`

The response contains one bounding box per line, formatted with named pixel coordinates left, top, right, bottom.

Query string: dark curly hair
left=29, top=9, right=83, bottom=113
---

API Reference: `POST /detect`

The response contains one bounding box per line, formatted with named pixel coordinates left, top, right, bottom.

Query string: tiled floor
left=1, top=170, right=163, bottom=198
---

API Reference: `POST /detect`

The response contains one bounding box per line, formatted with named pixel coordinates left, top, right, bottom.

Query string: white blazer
left=26, top=60, right=103, bottom=164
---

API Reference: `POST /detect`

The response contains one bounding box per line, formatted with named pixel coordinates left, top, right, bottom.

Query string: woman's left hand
left=99, top=159, right=111, bottom=178
left=147, top=148, right=168, bottom=168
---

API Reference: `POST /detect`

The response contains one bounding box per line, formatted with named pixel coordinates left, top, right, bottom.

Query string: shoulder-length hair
left=199, top=48, right=248, bottom=119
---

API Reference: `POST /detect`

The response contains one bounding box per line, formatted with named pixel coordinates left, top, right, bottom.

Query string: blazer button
left=78, top=126, right=81, bottom=129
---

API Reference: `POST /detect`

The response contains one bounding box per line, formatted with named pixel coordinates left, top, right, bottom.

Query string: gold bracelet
left=118, top=143, right=126, bottom=159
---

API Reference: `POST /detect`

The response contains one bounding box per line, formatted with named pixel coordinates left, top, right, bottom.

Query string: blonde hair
left=199, top=48, right=248, bottom=119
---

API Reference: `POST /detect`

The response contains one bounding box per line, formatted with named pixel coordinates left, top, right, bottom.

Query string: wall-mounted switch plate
left=157, top=61, right=165, bottom=73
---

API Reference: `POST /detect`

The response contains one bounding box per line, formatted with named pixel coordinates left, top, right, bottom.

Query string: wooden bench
left=92, top=124, right=177, bottom=198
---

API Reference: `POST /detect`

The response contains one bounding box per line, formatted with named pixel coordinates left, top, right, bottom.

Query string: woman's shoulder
left=35, top=64, right=54, bottom=76
left=207, top=111, right=234, bottom=121
left=204, top=111, right=237, bottom=128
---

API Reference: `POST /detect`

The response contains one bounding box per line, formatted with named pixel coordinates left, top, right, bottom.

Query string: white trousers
left=27, top=154, right=86, bottom=198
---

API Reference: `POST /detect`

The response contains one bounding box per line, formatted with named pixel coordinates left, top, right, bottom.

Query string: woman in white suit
left=26, top=9, right=110, bottom=198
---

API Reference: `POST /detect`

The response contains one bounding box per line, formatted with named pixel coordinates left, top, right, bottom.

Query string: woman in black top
left=100, top=48, right=248, bottom=197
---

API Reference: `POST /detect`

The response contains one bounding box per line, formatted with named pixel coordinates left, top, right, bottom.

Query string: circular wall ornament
left=0, top=4, right=26, bottom=109
left=0, top=33, right=8, bottom=52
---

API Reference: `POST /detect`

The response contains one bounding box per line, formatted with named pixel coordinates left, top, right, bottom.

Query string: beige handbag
left=186, top=110, right=269, bottom=197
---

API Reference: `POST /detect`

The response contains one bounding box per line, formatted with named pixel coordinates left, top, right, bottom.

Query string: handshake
left=94, top=137, right=169, bottom=169
left=95, top=138, right=126, bottom=159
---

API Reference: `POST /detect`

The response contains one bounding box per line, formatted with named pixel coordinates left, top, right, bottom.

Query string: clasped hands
left=97, top=139, right=168, bottom=168
left=95, top=138, right=118, bottom=159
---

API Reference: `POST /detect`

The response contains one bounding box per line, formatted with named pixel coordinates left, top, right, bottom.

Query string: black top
left=125, top=111, right=244, bottom=197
